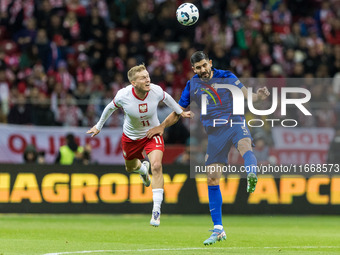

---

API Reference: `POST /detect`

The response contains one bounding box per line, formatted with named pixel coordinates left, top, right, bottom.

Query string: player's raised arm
left=162, top=91, right=184, bottom=115
left=241, top=86, right=270, bottom=102
left=86, top=101, right=118, bottom=137
left=86, top=126, right=100, bottom=137
left=146, top=106, right=188, bottom=138
left=147, top=79, right=191, bottom=138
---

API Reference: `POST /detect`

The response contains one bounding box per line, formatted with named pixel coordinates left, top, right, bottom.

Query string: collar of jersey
left=132, top=87, right=149, bottom=101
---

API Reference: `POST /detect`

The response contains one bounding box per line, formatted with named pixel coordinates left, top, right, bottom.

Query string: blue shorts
left=204, top=124, right=253, bottom=166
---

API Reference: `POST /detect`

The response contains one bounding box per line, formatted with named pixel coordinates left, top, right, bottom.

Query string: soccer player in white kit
left=87, top=64, right=190, bottom=226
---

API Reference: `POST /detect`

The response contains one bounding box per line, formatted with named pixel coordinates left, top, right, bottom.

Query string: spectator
left=48, top=14, right=71, bottom=47
left=56, top=60, right=76, bottom=92
left=108, top=0, right=137, bottom=28
left=55, top=92, right=83, bottom=126
left=104, top=28, right=119, bottom=57
left=210, top=42, right=230, bottom=70
left=131, top=1, right=154, bottom=42
left=37, top=151, right=46, bottom=164
left=127, top=30, right=146, bottom=63
left=83, top=7, right=106, bottom=41
left=74, top=82, right=90, bottom=114
left=76, top=53, right=93, bottom=86
left=88, top=0, right=110, bottom=26
left=0, top=68, right=10, bottom=117
left=283, top=22, right=302, bottom=49
left=27, top=64, right=47, bottom=93
left=87, top=40, right=105, bottom=72
left=19, top=44, right=39, bottom=69
left=253, top=133, right=270, bottom=164
left=31, top=92, right=55, bottom=126
left=176, top=137, right=205, bottom=165
left=150, top=40, right=174, bottom=73
left=66, top=0, right=87, bottom=17
left=13, top=17, right=37, bottom=50
left=7, top=93, right=32, bottom=124
left=303, top=47, right=320, bottom=74
left=327, top=127, right=340, bottom=164
left=55, top=133, right=84, bottom=165
left=272, top=2, right=292, bottom=35
left=100, top=56, right=115, bottom=89
left=50, top=81, right=65, bottom=117
left=152, top=2, right=178, bottom=41
left=23, top=144, right=38, bottom=163
left=91, top=74, right=104, bottom=94
left=63, top=11, right=81, bottom=42
left=35, top=28, right=52, bottom=71
left=36, top=0, right=54, bottom=29
left=82, top=143, right=92, bottom=165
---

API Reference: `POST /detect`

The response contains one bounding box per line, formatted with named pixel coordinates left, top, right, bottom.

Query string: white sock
left=214, top=225, right=223, bottom=230
left=152, top=189, right=164, bottom=212
left=134, top=162, right=147, bottom=175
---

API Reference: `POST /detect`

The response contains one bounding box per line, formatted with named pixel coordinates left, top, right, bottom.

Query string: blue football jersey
left=178, top=68, right=244, bottom=127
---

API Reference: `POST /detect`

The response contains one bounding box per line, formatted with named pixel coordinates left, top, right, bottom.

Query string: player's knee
left=151, top=161, right=162, bottom=174
left=207, top=177, right=220, bottom=186
left=238, top=139, right=252, bottom=155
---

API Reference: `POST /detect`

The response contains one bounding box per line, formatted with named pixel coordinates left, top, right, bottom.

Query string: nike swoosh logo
left=194, top=89, right=199, bottom=94
left=156, top=145, right=162, bottom=147
left=210, top=208, right=215, bottom=212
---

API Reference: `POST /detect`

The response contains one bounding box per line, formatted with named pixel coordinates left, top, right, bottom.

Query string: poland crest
left=139, top=103, right=148, bottom=113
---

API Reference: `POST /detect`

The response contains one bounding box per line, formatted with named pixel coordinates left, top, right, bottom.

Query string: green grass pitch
left=0, top=214, right=339, bottom=255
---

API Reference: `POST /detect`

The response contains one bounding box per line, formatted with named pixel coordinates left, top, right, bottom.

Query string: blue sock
left=208, top=185, right=222, bottom=226
left=243, top=150, right=258, bottom=175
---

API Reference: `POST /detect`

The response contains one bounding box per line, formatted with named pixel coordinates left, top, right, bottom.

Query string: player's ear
left=209, top=59, right=212, bottom=66
left=191, top=66, right=197, bottom=74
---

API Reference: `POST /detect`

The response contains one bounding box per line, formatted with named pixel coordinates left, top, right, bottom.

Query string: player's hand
left=180, top=111, right=193, bottom=119
left=86, top=126, right=100, bottom=137
left=257, top=86, right=270, bottom=100
left=146, top=125, right=165, bottom=139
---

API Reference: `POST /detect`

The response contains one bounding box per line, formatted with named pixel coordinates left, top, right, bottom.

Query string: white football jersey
left=95, top=84, right=183, bottom=140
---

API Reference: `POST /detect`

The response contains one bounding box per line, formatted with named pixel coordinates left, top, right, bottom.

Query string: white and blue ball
left=176, top=3, right=199, bottom=26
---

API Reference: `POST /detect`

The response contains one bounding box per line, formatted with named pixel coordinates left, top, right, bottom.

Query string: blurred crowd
left=0, top=0, right=340, bottom=147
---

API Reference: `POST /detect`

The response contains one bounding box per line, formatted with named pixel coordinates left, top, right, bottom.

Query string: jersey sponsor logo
left=139, top=103, right=148, bottom=113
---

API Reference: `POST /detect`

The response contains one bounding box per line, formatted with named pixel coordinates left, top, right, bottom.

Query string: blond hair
left=127, top=64, right=146, bottom=83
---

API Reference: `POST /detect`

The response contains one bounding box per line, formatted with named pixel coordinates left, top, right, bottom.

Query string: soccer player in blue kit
left=147, top=51, right=270, bottom=245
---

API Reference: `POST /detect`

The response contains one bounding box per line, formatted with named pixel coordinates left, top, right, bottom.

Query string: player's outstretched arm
left=86, top=126, right=100, bottom=137
left=256, top=86, right=270, bottom=101
left=146, top=107, right=187, bottom=138
left=180, top=111, right=192, bottom=118
left=242, top=86, right=270, bottom=102
left=86, top=101, right=117, bottom=137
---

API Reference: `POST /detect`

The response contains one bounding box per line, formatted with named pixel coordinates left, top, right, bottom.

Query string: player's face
left=132, top=70, right=151, bottom=93
left=192, top=59, right=213, bottom=81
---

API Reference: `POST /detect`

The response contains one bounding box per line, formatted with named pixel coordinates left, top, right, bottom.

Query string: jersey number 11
left=141, top=120, right=150, bottom=126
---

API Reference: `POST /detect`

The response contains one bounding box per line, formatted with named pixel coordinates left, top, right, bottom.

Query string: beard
left=198, top=69, right=212, bottom=82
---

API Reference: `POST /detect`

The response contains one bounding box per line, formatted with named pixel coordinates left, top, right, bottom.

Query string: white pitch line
left=43, top=246, right=340, bottom=255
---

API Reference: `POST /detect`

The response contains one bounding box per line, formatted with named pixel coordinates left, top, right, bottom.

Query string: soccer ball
left=176, top=3, right=199, bottom=26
